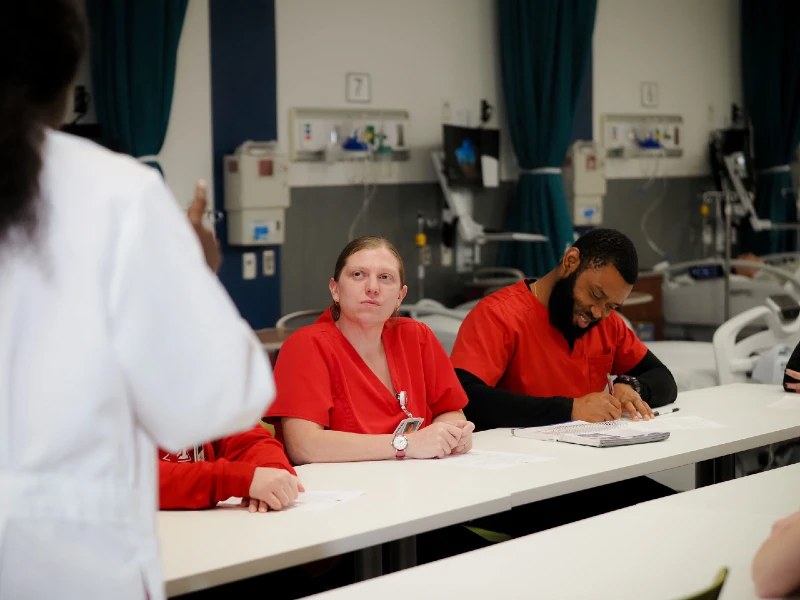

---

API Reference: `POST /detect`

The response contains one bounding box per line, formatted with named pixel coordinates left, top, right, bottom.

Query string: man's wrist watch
left=392, top=435, right=408, bottom=459
left=614, top=375, right=641, bottom=395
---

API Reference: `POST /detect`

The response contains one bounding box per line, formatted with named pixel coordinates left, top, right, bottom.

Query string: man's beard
left=548, top=272, right=601, bottom=349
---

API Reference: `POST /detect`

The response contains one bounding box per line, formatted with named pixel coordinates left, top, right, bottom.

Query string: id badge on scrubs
left=394, top=417, right=424, bottom=436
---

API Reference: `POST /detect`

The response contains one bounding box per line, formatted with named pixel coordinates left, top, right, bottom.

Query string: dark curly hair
left=572, top=228, right=638, bottom=284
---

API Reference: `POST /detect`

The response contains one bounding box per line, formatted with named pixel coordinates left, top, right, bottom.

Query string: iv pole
left=715, top=152, right=800, bottom=321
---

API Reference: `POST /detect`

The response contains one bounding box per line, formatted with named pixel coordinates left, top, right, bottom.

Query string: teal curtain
left=85, top=0, right=188, bottom=173
left=498, top=0, right=596, bottom=276
left=741, top=0, right=800, bottom=254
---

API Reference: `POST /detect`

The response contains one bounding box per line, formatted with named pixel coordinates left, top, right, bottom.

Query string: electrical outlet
left=262, top=249, right=276, bottom=276
left=421, top=245, right=432, bottom=267
left=242, top=253, right=257, bottom=280
left=441, top=99, right=452, bottom=123
left=440, top=244, right=453, bottom=267
left=640, top=82, right=658, bottom=108
left=455, top=108, right=472, bottom=127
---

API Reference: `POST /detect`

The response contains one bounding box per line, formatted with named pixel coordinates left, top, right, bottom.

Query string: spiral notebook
left=511, top=420, right=670, bottom=448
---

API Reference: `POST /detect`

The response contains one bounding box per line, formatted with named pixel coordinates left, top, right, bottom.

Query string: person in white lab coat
left=0, top=2, right=276, bottom=599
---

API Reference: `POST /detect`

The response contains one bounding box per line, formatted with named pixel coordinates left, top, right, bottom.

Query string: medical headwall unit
left=564, top=142, right=607, bottom=226
left=224, top=141, right=290, bottom=246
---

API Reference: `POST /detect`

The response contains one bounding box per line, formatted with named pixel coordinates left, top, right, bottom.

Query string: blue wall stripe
left=208, top=0, right=280, bottom=329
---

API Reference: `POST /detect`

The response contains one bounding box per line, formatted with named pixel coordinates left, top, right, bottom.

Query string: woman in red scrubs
left=268, top=236, right=474, bottom=464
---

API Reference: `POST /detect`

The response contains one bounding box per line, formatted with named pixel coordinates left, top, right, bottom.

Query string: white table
left=309, top=464, right=800, bottom=600
left=160, top=384, right=800, bottom=596
left=469, top=383, right=800, bottom=506
left=160, top=459, right=511, bottom=597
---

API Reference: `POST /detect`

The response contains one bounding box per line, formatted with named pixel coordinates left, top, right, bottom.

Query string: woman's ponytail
left=0, top=0, right=86, bottom=245
left=0, top=88, right=45, bottom=244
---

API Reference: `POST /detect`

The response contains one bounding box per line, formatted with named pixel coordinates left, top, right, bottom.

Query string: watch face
left=393, top=435, right=408, bottom=451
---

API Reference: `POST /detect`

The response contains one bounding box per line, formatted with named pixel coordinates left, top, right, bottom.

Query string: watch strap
left=615, top=375, right=641, bottom=395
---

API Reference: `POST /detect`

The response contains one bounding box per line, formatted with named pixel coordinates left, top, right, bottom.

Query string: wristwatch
left=392, top=434, right=408, bottom=459
left=614, top=375, right=641, bottom=395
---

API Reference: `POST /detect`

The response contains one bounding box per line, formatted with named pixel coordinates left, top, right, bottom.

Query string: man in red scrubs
left=451, top=229, right=678, bottom=538
left=451, top=228, right=677, bottom=430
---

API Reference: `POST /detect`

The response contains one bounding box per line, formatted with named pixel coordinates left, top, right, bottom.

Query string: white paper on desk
left=432, top=449, right=554, bottom=470
left=624, top=416, right=725, bottom=432
left=217, top=490, right=364, bottom=512
left=768, top=395, right=800, bottom=409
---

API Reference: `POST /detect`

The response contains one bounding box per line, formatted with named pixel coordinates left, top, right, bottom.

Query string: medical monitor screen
left=442, top=125, right=499, bottom=187
left=688, top=264, right=724, bottom=280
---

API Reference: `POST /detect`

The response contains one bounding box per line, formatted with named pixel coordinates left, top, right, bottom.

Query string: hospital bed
left=712, top=302, right=800, bottom=385
left=624, top=296, right=800, bottom=393
left=660, top=148, right=800, bottom=334
left=660, top=256, right=800, bottom=332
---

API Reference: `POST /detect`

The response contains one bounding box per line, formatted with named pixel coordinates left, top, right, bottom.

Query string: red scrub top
left=450, top=281, right=647, bottom=398
left=268, top=310, right=468, bottom=434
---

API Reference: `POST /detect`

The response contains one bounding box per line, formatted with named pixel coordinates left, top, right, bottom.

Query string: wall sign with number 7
left=346, top=72, right=371, bottom=103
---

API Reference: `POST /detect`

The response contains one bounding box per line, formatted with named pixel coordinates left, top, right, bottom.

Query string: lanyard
left=396, top=391, right=413, bottom=418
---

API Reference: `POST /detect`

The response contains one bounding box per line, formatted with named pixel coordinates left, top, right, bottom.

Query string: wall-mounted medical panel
left=602, top=114, right=683, bottom=159
left=289, top=107, right=410, bottom=162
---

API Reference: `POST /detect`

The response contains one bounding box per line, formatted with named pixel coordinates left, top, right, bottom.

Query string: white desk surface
left=470, top=384, right=800, bottom=506
left=310, top=464, right=800, bottom=600
left=160, top=384, right=800, bottom=596
left=160, top=459, right=511, bottom=597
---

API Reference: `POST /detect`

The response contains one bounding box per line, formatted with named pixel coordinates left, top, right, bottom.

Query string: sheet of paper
left=768, top=395, right=800, bottom=409
left=625, top=416, right=725, bottom=432
left=433, top=449, right=554, bottom=470
left=218, top=496, right=245, bottom=507
left=217, top=490, right=364, bottom=512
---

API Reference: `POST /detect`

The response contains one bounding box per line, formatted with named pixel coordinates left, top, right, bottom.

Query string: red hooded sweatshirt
left=159, top=424, right=295, bottom=510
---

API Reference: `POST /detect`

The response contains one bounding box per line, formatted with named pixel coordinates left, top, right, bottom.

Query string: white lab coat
left=0, top=131, right=275, bottom=599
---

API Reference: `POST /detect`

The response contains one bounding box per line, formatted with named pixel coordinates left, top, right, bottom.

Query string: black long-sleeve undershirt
left=459, top=349, right=678, bottom=430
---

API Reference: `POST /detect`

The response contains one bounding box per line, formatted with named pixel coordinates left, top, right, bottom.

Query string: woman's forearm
left=433, top=410, right=467, bottom=423
left=286, top=428, right=396, bottom=465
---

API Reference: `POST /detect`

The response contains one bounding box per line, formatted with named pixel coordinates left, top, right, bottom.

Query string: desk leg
left=354, top=546, right=383, bottom=581
left=695, top=455, right=736, bottom=487
left=388, top=536, right=417, bottom=572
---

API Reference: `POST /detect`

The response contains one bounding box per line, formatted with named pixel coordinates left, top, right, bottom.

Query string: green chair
left=463, top=525, right=511, bottom=544
left=679, top=568, right=728, bottom=600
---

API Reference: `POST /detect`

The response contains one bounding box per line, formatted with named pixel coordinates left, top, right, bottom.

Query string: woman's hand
left=445, top=420, right=475, bottom=454
left=785, top=368, right=800, bottom=392
left=245, top=467, right=305, bottom=512
left=405, top=422, right=463, bottom=459
left=187, top=179, right=221, bottom=273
